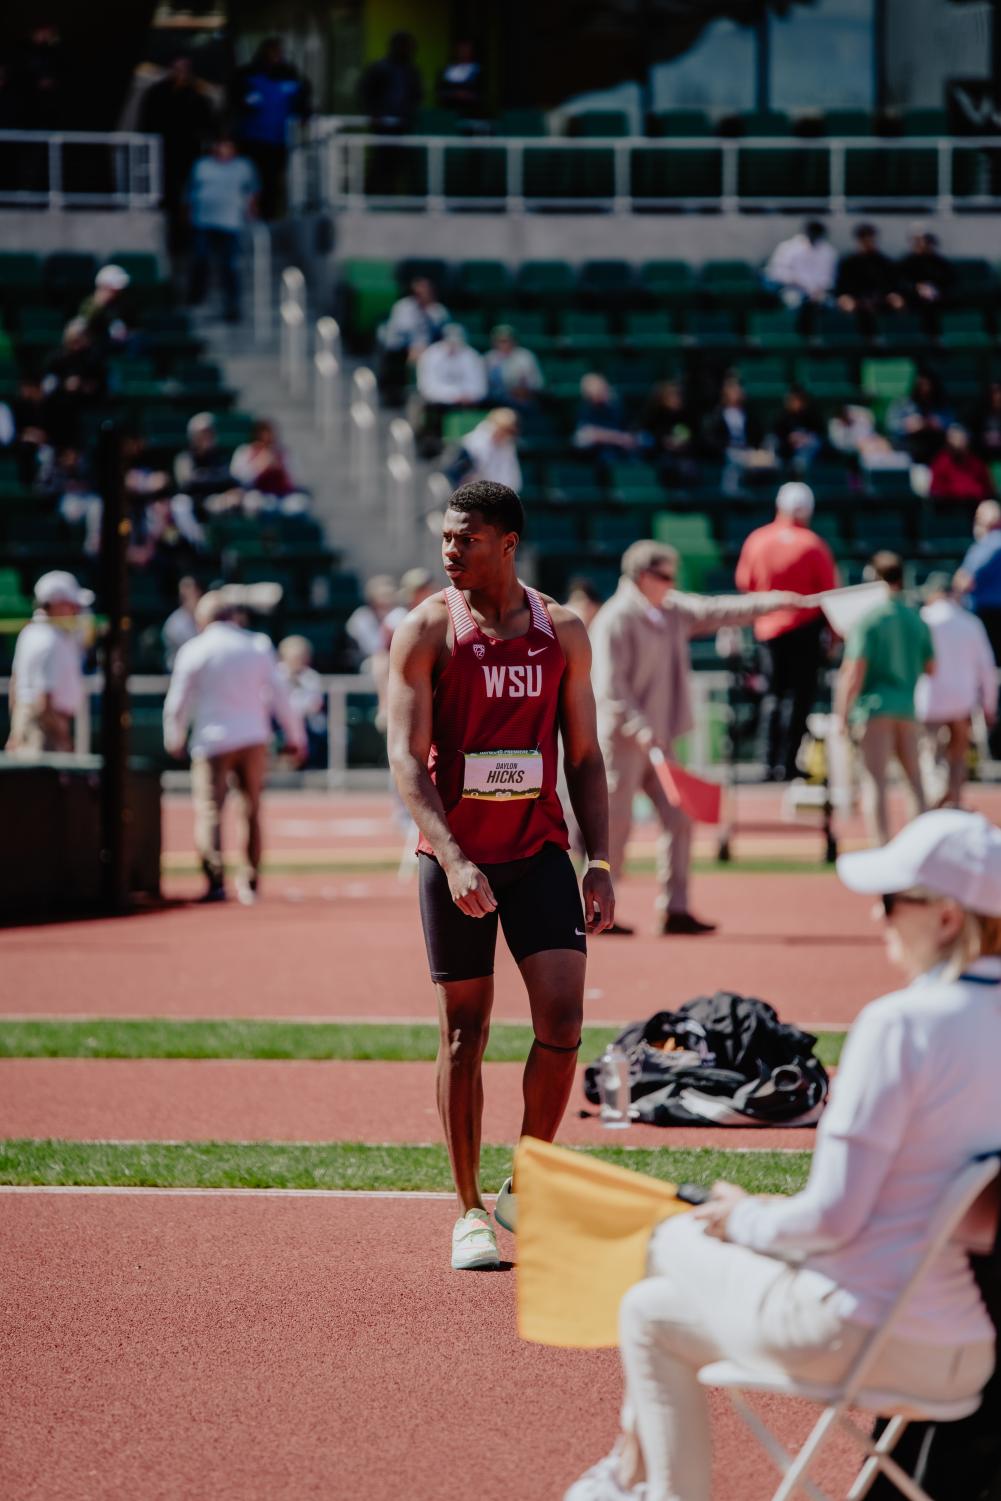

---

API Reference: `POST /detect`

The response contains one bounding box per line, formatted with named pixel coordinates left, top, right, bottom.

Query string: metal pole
left=251, top=223, right=272, bottom=349
left=387, top=453, right=416, bottom=549
left=314, top=316, right=342, bottom=439
left=349, top=401, right=378, bottom=499
left=96, top=421, right=131, bottom=914
left=279, top=267, right=308, bottom=398
left=351, top=365, right=378, bottom=410
left=388, top=416, right=416, bottom=460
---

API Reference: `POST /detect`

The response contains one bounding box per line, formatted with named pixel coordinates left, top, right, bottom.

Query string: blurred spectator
left=163, top=577, right=204, bottom=668
left=638, top=380, right=695, bottom=487
left=485, top=325, right=544, bottom=407
left=736, top=482, right=838, bottom=782
left=574, top=373, right=635, bottom=464
left=174, top=412, right=238, bottom=514
left=347, top=575, right=400, bottom=665
left=828, top=401, right=885, bottom=464
left=700, top=374, right=768, bottom=487
left=360, top=31, right=422, bottom=134
left=163, top=590, right=306, bottom=904
left=767, top=385, right=824, bottom=470
left=230, top=419, right=309, bottom=514
left=13, top=21, right=65, bottom=130
left=415, top=324, right=487, bottom=453
left=955, top=501, right=1001, bottom=751
left=48, top=447, right=103, bottom=556
left=5, top=377, right=50, bottom=487
left=564, top=577, right=604, bottom=631
left=186, top=135, right=259, bottom=324
left=378, top=277, right=450, bottom=405
left=447, top=408, right=521, bottom=491
left=6, top=571, right=92, bottom=755
left=436, top=39, right=485, bottom=125
left=41, top=319, right=105, bottom=447
left=278, top=635, right=327, bottom=768
left=763, top=220, right=837, bottom=307
left=384, top=567, right=437, bottom=637
left=78, top=265, right=132, bottom=354
left=835, top=551, right=932, bottom=846
left=230, top=37, right=310, bottom=221
left=973, top=381, right=1001, bottom=464
left=929, top=425, right=995, bottom=503
left=139, top=55, right=216, bottom=255
left=836, top=224, right=904, bottom=329
left=887, top=372, right=953, bottom=465
left=915, top=575, right=996, bottom=808
left=123, top=434, right=174, bottom=507
left=897, top=228, right=954, bottom=326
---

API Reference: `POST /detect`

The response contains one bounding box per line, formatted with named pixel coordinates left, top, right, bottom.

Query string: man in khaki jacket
left=590, top=539, right=806, bottom=934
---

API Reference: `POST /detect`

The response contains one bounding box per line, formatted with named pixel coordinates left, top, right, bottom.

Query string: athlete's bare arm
left=387, top=599, right=498, bottom=918
left=550, top=602, right=615, bottom=935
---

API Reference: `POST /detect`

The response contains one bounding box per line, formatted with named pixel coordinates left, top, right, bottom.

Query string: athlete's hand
left=582, top=867, right=615, bottom=935
left=444, top=857, right=498, bottom=918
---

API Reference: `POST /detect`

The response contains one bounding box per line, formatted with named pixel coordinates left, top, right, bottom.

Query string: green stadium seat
left=441, top=410, right=483, bottom=443
left=920, top=508, right=975, bottom=552
left=739, top=354, right=791, bottom=401
left=686, top=309, right=740, bottom=347
left=524, top=510, right=581, bottom=549
left=866, top=469, right=916, bottom=502
left=747, top=307, right=804, bottom=351
left=811, top=513, right=846, bottom=552
left=0, top=253, right=43, bottom=295
left=108, top=252, right=161, bottom=286
left=395, top=257, right=450, bottom=290
left=951, top=259, right=997, bottom=306
left=638, top=261, right=697, bottom=309
left=821, top=110, right=873, bottom=137
left=853, top=509, right=910, bottom=555
left=875, top=312, right=930, bottom=352
left=522, top=145, right=615, bottom=202
left=622, top=310, right=682, bottom=351
left=608, top=463, right=664, bottom=506
left=861, top=357, right=917, bottom=400
left=650, top=110, right=713, bottom=137
left=938, top=310, right=992, bottom=350
left=559, top=310, right=618, bottom=351
left=540, top=354, right=590, bottom=394
left=493, top=308, right=557, bottom=351
left=569, top=111, right=630, bottom=137
left=631, top=145, right=722, bottom=204
left=653, top=511, right=721, bottom=590
left=340, top=258, right=398, bottom=343
left=589, top=511, right=646, bottom=550
left=414, top=108, right=460, bottom=136
left=579, top=260, right=635, bottom=305
left=794, top=355, right=858, bottom=401
left=515, top=261, right=577, bottom=308
left=44, top=251, right=98, bottom=302
left=496, top=109, right=548, bottom=137
left=546, top=460, right=607, bottom=505
left=813, top=307, right=865, bottom=348
left=450, top=260, right=512, bottom=309
left=701, top=260, right=762, bottom=311
left=736, top=111, right=793, bottom=137
left=443, top=145, right=507, bottom=201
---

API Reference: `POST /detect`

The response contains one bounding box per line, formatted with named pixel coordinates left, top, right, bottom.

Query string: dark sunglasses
left=881, top=892, right=934, bottom=917
left=648, top=568, right=676, bottom=583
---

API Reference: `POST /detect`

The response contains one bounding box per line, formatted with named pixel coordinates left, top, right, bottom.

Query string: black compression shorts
left=418, top=842, right=587, bottom=983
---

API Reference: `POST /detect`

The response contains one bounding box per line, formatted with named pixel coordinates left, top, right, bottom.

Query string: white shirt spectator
left=162, top=605, right=200, bottom=668
left=163, top=620, right=303, bottom=759
left=381, top=294, right=450, bottom=352
left=765, top=232, right=838, bottom=301
left=915, top=597, right=996, bottom=724
left=279, top=660, right=325, bottom=732
left=458, top=415, right=522, bottom=491
left=11, top=613, right=84, bottom=714
left=416, top=341, right=487, bottom=406
left=346, top=605, right=390, bottom=662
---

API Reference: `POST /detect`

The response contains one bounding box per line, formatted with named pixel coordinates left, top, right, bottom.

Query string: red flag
left=651, top=752, right=722, bottom=825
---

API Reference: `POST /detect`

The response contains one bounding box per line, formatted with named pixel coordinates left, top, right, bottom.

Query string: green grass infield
left=166, top=855, right=836, bottom=878
left=0, top=1140, right=812, bottom=1194
left=0, top=1020, right=845, bottom=1067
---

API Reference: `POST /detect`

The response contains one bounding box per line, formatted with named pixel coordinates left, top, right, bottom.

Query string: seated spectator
left=485, top=325, right=544, bottom=407
left=887, top=372, right=953, bottom=464
left=41, top=319, right=106, bottom=447
left=574, top=373, right=635, bottom=465
left=836, top=223, right=904, bottom=330
left=637, top=380, right=695, bottom=487
left=767, top=385, right=824, bottom=470
left=360, top=30, right=422, bottom=135
left=414, top=324, right=487, bottom=454
left=174, top=412, right=239, bottom=514
left=383, top=567, right=438, bottom=639
left=123, top=434, right=174, bottom=507
left=278, top=635, right=327, bottom=767
left=701, top=375, right=769, bottom=489
left=564, top=577, right=604, bottom=631
left=1, top=377, right=51, bottom=487
left=127, top=491, right=204, bottom=578
left=898, top=228, right=954, bottom=326
left=49, top=446, right=103, bottom=556
left=378, top=276, right=450, bottom=406
left=230, top=419, right=309, bottom=514
left=929, top=425, right=995, bottom=503
left=828, top=401, right=886, bottom=464
left=347, top=575, right=399, bottom=666
left=162, top=576, right=204, bottom=668
left=446, top=408, right=521, bottom=492
left=78, top=264, right=132, bottom=353
left=436, top=39, right=485, bottom=126
left=973, top=381, right=1001, bottom=465
left=763, top=219, right=837, bottom=307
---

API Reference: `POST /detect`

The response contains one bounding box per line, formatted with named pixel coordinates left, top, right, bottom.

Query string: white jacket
left=915, top=598, right=996, bottom=723
left=163, top=621, right=304, bottom=758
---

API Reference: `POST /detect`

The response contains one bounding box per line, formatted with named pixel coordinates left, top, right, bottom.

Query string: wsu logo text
left=481, top=664, right=543, bottom=699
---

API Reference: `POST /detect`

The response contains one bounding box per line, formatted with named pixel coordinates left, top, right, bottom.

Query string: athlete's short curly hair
left=447, top=481, right=524, bottom=539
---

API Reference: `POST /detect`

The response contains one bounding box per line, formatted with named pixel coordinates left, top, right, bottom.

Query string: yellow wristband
left=587, top=859, right=611, bottom=872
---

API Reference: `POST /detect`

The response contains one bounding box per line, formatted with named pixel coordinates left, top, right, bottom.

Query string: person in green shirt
left=835, top=551, right=935, bottom=845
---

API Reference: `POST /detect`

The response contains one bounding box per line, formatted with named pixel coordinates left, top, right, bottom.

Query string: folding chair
left=698, top=1154, right=1000, bottom=1501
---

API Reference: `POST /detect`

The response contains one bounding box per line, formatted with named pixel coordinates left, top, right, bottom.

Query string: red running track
left=0, top=1058, right=818, bottom=1151
left=0, top=1192, right=860, bottom=1501
left=0, top=872, right=890, bottom=1028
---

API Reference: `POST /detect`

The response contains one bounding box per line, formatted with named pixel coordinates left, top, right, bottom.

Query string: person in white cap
left=163, top=590, right=306, bottom=904
left=567, top=807, right=1001, bottom=1501
left=735, top=481, right=838, bottom=781
left=5, top=571, right=93, bottom=755
left=78, top=264, right=132, bottom=352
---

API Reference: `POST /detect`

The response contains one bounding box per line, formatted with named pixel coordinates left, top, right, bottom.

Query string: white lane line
left=0, top=1186, right=460, bottom=1200
left=0, top=1015, right=850, bottom=1031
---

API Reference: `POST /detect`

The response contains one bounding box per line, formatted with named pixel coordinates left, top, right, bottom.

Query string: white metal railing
left=290, top=131, right=1001, bottom=216
left=0, top=130, right=162, bottom=210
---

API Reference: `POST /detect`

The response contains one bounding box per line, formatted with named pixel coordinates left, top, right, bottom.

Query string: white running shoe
left=451, top=1208, right=500, bottom=1270
left=494, top=1176, right=518, bottom=1233
left=564, top=1453, right=646, bottom=1501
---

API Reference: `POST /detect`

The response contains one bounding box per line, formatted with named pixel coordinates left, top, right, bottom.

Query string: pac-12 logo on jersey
left=481, top=664, right=543, bottom=699
left=473, top=642, right=486, bottom=659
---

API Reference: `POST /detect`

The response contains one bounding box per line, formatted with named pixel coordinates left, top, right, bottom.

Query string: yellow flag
left=515, top=1136, right=693, bottom=1349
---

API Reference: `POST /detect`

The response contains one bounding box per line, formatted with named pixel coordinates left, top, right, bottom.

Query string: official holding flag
left=590, top=540, right=807, bottom=935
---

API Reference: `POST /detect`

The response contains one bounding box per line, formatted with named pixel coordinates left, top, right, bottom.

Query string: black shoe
left=197, top=884, right=227, bottom=904
left=603, top=921, right=635, bottom=936
left=659, top=912, right=717, bottom=936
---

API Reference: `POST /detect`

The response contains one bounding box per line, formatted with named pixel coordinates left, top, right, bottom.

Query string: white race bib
left=462, top=748, right=543, bottom=801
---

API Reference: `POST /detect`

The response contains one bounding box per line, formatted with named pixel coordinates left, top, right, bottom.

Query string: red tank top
left=417, top=585, right=569, bottom=865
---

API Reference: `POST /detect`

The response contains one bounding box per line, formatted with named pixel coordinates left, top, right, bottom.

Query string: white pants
left=618, top=1216, right=994, bottom=1501
left=603, top=735, right=692, bottom=916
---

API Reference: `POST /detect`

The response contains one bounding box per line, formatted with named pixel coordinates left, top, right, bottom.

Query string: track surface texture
left=0, top=1058, right=818, bottom=1149
left=0, top=1193, right=860, bottom=1501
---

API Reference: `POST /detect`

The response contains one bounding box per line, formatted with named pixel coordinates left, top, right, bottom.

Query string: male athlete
left=387, top=481, right=614, bottom=1270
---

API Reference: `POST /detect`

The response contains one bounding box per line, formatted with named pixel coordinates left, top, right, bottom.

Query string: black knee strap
left=533, top=1036, right=582, bottom=1054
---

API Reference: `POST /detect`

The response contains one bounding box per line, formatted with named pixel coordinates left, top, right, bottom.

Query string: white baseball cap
left=837, top=810, right=1001, bottom=917
left=776, top=481, right=815, bottom=518
left=95, top=264, right=130, bottom=291
left=34, top=570, right=95, bottom=609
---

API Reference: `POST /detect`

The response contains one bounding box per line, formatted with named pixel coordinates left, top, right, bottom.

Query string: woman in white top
left=568, top=808, right=1001, bottom=1501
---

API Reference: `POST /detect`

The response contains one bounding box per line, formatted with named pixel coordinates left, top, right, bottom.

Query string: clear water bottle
left=599, top=1044, right=631, bottom=1129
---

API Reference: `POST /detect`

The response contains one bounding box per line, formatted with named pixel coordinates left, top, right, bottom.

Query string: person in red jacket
left=736, top=482, right=838, bottom=781
left=929, top=425, right=995, bottom=503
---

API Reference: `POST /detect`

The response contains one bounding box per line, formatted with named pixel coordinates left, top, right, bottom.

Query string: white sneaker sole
left=494, top=1179, right=517, bottom=1233
left=451, top=1245, right=501, bottom=1271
